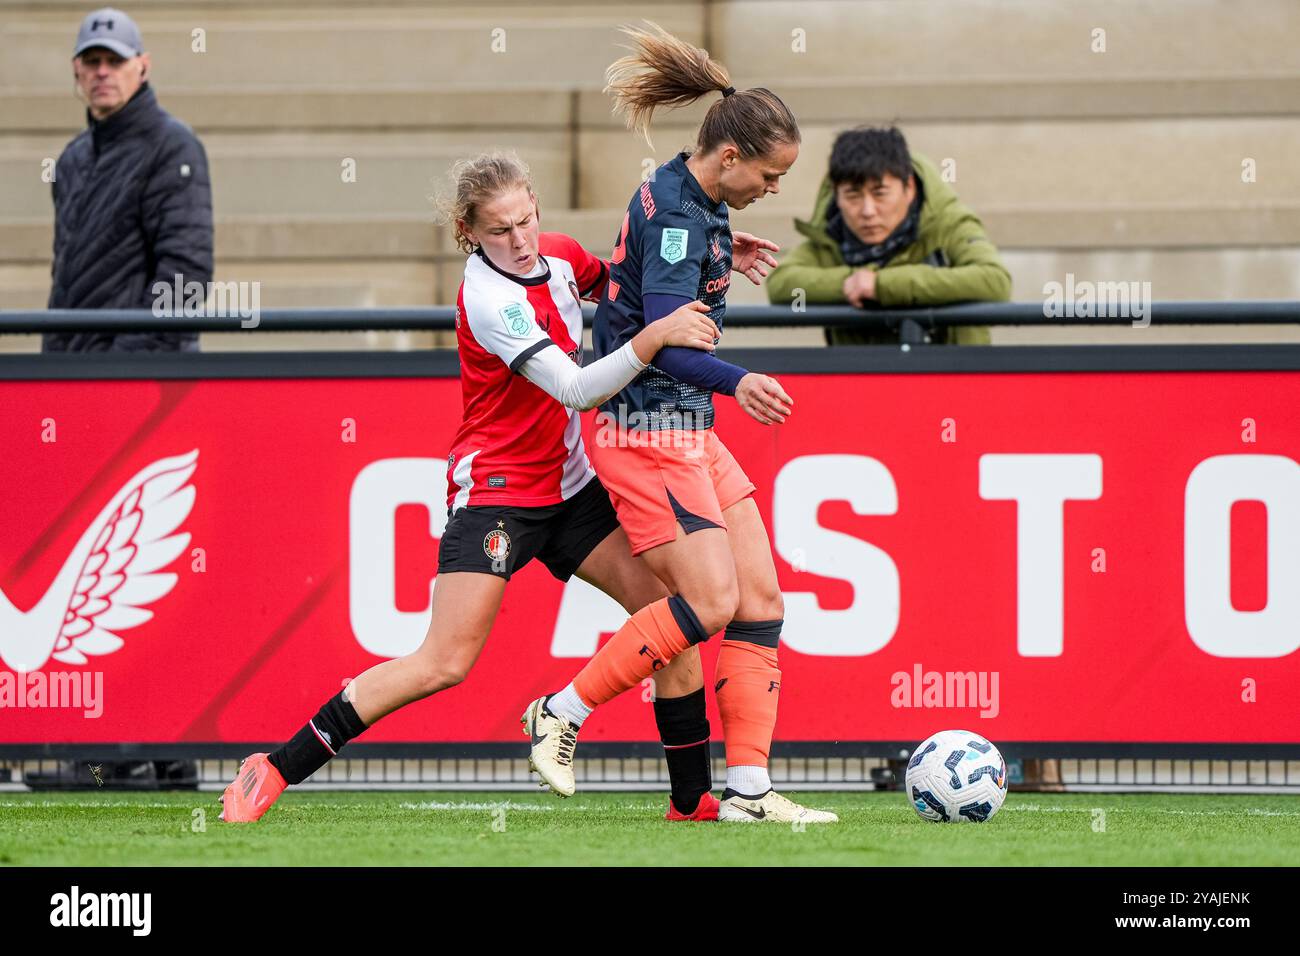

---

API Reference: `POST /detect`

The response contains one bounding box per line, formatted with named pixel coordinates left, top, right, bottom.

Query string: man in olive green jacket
left=766, top=127, right=1010, bottom=344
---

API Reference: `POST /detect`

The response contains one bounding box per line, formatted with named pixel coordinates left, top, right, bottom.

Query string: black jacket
left=44, top=83, right=213, bottom=353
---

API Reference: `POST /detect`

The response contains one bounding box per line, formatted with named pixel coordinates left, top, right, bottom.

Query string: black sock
left=720, top=787, right=771, bottom=801
left=267, top=690, right=368, bottom=785
left=654, top=687, right=712, bottom=815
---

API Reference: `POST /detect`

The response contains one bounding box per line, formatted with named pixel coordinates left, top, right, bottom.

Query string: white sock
left=545, top=684, right=592, bottom=728
left=727, top=765, right=772, bottom=797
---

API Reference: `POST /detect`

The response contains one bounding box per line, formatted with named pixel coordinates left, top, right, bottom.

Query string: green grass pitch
left=3, top=790, right=1299, bottom=866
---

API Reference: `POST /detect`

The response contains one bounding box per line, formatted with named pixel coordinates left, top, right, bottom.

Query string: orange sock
left=573, top=595, right=708, bottom=707
left=715, top=620, right=783, bottom=767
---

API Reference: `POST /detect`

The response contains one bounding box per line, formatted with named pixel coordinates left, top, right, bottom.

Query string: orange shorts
left=591, top=428, right=756, bottom=556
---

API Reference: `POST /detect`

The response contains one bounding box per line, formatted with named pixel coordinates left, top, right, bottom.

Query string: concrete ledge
left=0, top=89, right=578, bottom=133
left=577, top=117, right=1300, bottom=209
left=8, top=0, right=1296, bottom=86
left=576, top=76, right=1300, bottom=130
left=6, top=73, right=1298, bottom=136
left=3, top=201, right=1299, bottom=267
left=0, top=9, right=705, bottom=89
left=709, top=0, right=1300, bottom=81
left=0, top=129, right=575, bottom=217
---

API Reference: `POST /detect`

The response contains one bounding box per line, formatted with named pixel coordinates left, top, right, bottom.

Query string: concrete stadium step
left=10, top=241, right=1300, bottom=308
left=4, top=192, right=1299, bottom=277
left=0, top=215, right=442, bottom=263
left=546, top=205, right=1300, bottom=261
left=576, top=117, right=1300, bottom=211
left=432, top=245, right=1300, bottom=312
left=0, top=259, right=438, bottom=308
left=0, top=3, right=705, bottom=90
left=708, top=0, right=1298, bottom=85
left=6, top=0, right=1294, bottom=91
left=2, top=88, right=578, bottom=134
left=6, top=114, right=1296, bottom=221
left=575, top=77, right=1300, bottom=135
left=0, top=130, right=573, bottom=219
left=8, top=73, right=1298, bottom=138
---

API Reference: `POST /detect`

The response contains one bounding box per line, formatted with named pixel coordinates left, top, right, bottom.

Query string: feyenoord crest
left=567, top=279, right=581, bottom=305
left=483, top=521, right=511, bottom=561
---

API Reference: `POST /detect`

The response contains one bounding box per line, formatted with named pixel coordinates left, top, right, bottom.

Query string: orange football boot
left=665, top=791, right=719, bottom=821
left=218, top=753, right=287, bottom=823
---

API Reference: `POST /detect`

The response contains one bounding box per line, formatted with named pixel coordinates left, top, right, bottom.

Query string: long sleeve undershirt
left=643, top=293, right=748, bottom=397
left=518, top=340, right=646, bottom=411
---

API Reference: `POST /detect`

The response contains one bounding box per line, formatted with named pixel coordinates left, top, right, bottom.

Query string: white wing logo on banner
left=0, top=450, right=198, bottom=673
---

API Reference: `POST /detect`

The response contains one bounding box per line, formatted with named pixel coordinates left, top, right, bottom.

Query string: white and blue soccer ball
left=905, top=730, right=1008, bottom=824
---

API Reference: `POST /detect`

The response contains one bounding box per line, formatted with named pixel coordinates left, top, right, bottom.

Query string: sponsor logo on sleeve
left=660, top=228, right=689, bottom=265
left=499, top=302, right=533, bottom=337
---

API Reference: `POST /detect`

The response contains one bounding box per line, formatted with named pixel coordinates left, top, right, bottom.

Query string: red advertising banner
left=2, top=369, right=1298, bottom=745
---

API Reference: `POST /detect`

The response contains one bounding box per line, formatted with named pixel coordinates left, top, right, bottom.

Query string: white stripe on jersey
left=547, top=253, right=596, bottom=501
left=449, top=236, right=598, bottom=508
left=559, top=409, right=595, bottom=500
left=451, top=449, right=479, bottom=513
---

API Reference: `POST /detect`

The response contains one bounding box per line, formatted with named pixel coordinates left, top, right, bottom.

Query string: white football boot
left=719, top=789, right=839, bottom=823
left=521, top=696, right=578, bottom=797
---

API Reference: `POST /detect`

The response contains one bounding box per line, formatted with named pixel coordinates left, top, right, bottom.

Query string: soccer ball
left=905, top=729, right=1008, bottom=823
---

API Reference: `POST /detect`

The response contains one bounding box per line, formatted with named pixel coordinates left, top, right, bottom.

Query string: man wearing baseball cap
left=43, top=7, right=213, bottom=353
left=27, top=9, right=209, bottom=793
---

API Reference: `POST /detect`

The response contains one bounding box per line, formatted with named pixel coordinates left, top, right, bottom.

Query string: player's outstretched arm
left=519, top=304, right=717, bottom=412
left=631, top=299, right=718, bottom=362
left=643, top=294, right=794, bottom=424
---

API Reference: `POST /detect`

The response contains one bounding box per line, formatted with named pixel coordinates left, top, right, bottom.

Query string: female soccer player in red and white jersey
left=218, top=152, right=724, bottom=822
left=522, top=24, right=838, bottom=823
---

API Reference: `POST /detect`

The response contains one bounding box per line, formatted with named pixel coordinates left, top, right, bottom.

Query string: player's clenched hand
left=652, top=300, right=719, bottom=352
left=735, top=372, right=793, bottom=425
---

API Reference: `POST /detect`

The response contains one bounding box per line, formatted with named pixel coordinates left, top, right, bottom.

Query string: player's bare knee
left=754, top=590, right=784, bottom=622
left=686, top=585, right=739, bottom=635
left=621, top=574, right=670, bottom=614
left=414, top=659, right=470, bottom=697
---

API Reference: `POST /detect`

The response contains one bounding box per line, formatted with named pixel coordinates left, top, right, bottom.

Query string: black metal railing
left=2, top=300, right=1299, bottom=345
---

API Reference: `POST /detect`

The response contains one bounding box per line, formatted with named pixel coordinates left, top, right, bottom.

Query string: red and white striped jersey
left=446, top=232, right=610, bottom=510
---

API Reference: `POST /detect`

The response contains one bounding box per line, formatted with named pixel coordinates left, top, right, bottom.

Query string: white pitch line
left=0, top=800, right=456, bottom=811
left=1003, top=804, right=1300, bottom=818
left=0, top=799, right=657, bottom=812
left=0, top=801, right=189, bottom=809
left=399, top=800, right=663, bottom=812
left=400, top=801, right=558, bottom=812
left=4, top=799, right=1296, bottom=820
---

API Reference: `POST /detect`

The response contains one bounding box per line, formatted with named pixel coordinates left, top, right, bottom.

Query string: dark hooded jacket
left=44, top=83, right=212, bottom=352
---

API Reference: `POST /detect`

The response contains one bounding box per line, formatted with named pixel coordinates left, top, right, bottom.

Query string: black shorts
left=437, top=476, right=622, bottom=582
